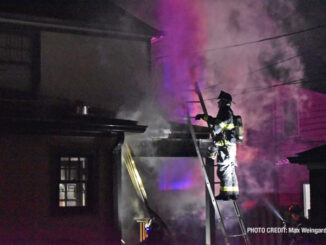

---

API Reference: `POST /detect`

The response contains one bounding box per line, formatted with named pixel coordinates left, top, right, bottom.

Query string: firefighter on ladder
left=196, top=91, right=239, bottom=201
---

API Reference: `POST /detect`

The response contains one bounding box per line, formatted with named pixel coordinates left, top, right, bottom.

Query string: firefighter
left=285, top=204, right=314, bottom=245
left=195, top=91, right=239, bottom=201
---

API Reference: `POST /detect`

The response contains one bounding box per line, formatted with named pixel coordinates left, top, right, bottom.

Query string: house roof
left=0, top=99, right=147, bottom=136
left=0, top=0, right=159, bottom=37
left=288, top=144, right=326, bottom=167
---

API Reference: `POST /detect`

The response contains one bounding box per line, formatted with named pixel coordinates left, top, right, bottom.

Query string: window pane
left=81, top=158, right=87, bottom=180
left=59, top=183, right=66, bottom=207
left=67, top=201, right=77, bottom=207
left=70, top=167, right=77, bottom=181
left=67, top=184, right=76, bottom=200
left=60, top=169, right=66, bottom=180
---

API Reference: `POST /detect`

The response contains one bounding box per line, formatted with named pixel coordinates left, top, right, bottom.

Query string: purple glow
left=151, top=35, right=164, bottom=44
left=155, top=0, right=206, bottom=120
left=159, top=158, right=202, bottom=191
left=276, top=158, right=290, bottom=166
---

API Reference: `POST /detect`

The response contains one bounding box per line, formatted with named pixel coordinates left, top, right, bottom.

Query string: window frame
left=51, top=151, right=97, bottom=215
left=59, top=156, right=89, bottom=208
left=0, top=25, right=40, bottom=98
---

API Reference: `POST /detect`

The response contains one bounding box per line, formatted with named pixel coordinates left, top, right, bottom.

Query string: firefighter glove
left=195, top=114, right=205, bottom=120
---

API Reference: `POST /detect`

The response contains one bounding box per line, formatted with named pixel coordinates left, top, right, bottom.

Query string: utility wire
left=182, top=46, right=326, bottom=95
left=206, top=24, right=325, bottom=50
left=201, top=40, right=326, bottom=91
left=154, top=23, right=325, bottom=61
left=198, top=78, right=326, bottom=102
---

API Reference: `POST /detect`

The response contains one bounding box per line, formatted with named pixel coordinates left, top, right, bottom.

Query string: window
left=0, top=29, right=39, bottom=95
left=283, top=99, right=298, bottom=137
left=59, top=156, right=88, bottom=207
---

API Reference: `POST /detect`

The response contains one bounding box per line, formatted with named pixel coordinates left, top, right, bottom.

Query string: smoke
left=153, top=0, right=307, bottom=242
left=115, top=0, right=313, bottom=243
left=136, top=157, right=206, bottom=244
left=155, top=0, right=307, bottom=169
left=155, top=0, right=306, bottom=119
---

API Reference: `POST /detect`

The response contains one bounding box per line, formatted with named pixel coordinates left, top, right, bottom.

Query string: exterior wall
left=275, top=85, right=326, bottom=157
left=40, top=31, right=151, bottom=114
left=0, top=134, right=121, bottom=244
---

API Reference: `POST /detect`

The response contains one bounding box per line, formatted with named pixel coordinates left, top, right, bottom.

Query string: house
left=274, top=85, right=326, bottom=207
left=0, top=1, right=157, bottom=244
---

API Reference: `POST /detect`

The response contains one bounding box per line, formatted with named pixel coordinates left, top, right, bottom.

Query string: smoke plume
left=116, top=0, right=314, bottom=243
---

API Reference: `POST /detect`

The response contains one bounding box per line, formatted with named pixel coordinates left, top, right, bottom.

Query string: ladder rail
left=232, top=200, right=251, bottom=245
left=194, top=82, right=213, bottom=135
left=186, top=109, right=230, bottom=245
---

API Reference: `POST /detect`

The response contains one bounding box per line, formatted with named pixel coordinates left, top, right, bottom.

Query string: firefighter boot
left=215, top=191, right=230, bottom=201
left=229, top=193, right=239, bottom=200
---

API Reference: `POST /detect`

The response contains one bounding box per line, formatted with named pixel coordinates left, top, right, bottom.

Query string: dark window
left=0, top=29, right=39, bottom=96
left=283, top=99, right=298, bottom=137
left=59, top=156, right=88, bottom=207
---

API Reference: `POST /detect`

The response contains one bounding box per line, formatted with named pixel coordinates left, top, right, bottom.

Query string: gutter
left=0, top=14, right=155, bottom=39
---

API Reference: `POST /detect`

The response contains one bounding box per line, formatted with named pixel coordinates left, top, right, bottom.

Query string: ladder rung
left=214, top=181, right=221, bottom=184
left=227, top=233, right=247, bottom=238
left=215, top=199, right=234, bottom=202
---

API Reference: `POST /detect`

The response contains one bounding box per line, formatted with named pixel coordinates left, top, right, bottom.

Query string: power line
left=200, top=78, right=325, bottom=101
left=208, top=24, right=325, bottom=50
left=154, top=23, right=325, bottom=61
left=201, top=53, right=302, bottom=91
left=201, top=43, right=326, bottom=91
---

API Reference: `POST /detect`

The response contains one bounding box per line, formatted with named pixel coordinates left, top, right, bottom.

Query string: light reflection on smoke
left=262, top=197, right=285, bottom=222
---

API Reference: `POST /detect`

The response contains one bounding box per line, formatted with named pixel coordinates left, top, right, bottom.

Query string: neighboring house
left=0, top=1, right=157, bottom=244
left=274, top=85, right=326, bottom=206
left=288, top=144, right=326, bottom=228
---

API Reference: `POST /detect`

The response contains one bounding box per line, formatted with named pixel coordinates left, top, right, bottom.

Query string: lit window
left=59, top=156, right=88, bottom=207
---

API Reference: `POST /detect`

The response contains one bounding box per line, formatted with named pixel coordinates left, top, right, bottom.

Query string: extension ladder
left=186, top=82, right=251, bottom=245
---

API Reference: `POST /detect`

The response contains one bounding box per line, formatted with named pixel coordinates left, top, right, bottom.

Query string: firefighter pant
left=209, top=143, right=238, bottom=196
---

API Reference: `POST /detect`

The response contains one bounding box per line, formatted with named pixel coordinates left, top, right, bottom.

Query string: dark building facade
left=0, top=1, right=155, bottom=244
left=0, top=102, right=147, bottom=244
left=288, top=144, right=326, bottom=227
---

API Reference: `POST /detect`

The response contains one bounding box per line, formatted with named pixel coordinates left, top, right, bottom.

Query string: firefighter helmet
left=218, top=91, right=232, bottom=103
left=288, top=204, right=302, bottom=214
